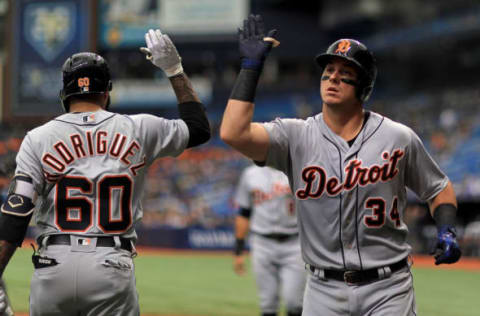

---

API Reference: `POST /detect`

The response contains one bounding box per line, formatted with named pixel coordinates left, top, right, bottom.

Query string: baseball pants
left=30, top=235, right=139, bottom=316
left=251, top=234, right=306, bottom=314
left=302, top=264, right=416, bottom=316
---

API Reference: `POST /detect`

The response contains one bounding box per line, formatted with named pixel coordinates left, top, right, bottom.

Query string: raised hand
left=140, top=29, right=183, bottom=77
left=238, top=14, right=279, bottom=70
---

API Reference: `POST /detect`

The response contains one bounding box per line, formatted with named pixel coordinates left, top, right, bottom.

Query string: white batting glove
left=140, top=29, right=184, bottom=77
left=0, top=283, right=13, bottom=316
left=0, top=289, right=6, bottom=314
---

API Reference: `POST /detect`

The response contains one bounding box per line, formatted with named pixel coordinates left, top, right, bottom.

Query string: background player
left=220, top=14, right=461, bottom=315
left=0, top=28, right=210, bottom=315
left=233, top=164, right=305, bottom=316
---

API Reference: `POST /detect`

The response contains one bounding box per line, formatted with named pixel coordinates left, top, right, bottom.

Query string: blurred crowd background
left=1, top=0, right=480, bottom=256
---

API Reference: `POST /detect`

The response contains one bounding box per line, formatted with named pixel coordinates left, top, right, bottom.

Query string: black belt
left=42, top=235, right=133, bottom=252
left=258, top=233, right=299, bottom=242
left=309, top=258, right=408, bottom=285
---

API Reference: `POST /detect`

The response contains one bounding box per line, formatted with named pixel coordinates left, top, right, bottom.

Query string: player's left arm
left=141, top=29, right=210, bottom=148
left=428, top=181, right=457, bottom=213
left=404, top=128, right=461, bottom=265
left=428, top=181, right=461, bottom=265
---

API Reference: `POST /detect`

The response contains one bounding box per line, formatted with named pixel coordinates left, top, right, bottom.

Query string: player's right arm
left=0, top=241, right=16, bottom=279
left=221, top=101, right=269, bottom=162
left=233, top=209, right=251, bottom=275
left=220, top=14, right=278, bottom=162
left=0, top=174, right=36, bottom=278
left=141, top=29, right=210, bottom=148
left=0, top=135, right=41, bottom=279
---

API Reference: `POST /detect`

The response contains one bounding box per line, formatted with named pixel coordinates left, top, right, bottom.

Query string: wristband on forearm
left=241, top=59, right=264, bottom=71
left=234, top=238, right=245, bottom=256
left=433, top=203, right=457, bottom=230
left=229, top=69, right=261, bottom=102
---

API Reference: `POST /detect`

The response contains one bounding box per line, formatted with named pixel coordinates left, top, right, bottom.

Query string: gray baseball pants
left=29, top=235, right=139, bottom=316
left=302, top=264, right=416, bottom=316
left=251, top=234, right=306, bottom=314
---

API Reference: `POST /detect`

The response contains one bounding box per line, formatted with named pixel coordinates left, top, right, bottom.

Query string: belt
left=42, top=235, right=133, bottom=252
left=258, top=233, right=299, bottom=242
left=309, top=258, right=408, bottom=285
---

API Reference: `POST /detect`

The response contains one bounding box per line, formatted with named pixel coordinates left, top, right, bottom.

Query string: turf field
left=4, top=246, right=480, bottom=316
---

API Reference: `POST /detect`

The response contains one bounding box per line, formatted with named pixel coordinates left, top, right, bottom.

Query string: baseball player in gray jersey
left=233, top=165, right=305, bottom=316
left=0, top=28, right=210, bottom=315
left=220, top=14, right=461, bottom=316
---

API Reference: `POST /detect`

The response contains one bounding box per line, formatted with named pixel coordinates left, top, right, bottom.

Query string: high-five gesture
left=238, top=14, right=279, bottom=71
left=141, top=29, right=183, bottom=77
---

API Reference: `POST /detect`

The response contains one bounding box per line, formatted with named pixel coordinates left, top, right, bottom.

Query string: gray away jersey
left=15, top=110, right=189, bottom=241
left=234, top=165, right=298, bottom=235
left=261, top=111, right=448, bottom=270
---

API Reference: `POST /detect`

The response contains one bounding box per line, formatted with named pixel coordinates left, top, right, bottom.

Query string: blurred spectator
left=0, top=155, right=15, bottom=204
left=429, top=130, right=449, bottom=156
left=439, top=108, right=458, bottom=132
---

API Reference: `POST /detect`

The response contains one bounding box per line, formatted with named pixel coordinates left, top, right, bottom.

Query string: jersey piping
left=322, top=134, right=347, bottom=270
left=53, top=113, right=117, bottom=127
left=360, top=114, right=384, bottom=146
left=352, top=116, right=384, bottom=270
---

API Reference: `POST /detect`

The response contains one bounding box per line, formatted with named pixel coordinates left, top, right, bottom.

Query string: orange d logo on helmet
left=335, top=40, right=351, bottom=54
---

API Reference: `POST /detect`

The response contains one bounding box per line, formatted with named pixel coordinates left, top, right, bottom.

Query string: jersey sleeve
left=132, top=114, right=189, bottom=164
left=261, top=118, right=297, bottom=174
left=404, top=128, right=449, bottom=201
left=15, top=133, right=45, bottom=194
left=234, top=169, right=251, bottom=209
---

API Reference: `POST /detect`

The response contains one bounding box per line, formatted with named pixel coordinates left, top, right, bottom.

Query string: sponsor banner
left=136, top=226, right=191, bottom=248
left=10, top=0, right=89, bottom=116
left=135, top=226, right=248, bottom=250
left=188, top=228, right=235, bottom=249
left=99, top=0, right=248, bottom=48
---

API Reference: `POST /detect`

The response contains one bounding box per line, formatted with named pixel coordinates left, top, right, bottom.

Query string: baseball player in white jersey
left=220, top=14, right=461, bottom=315
left=233, top=165, right=305, bottom=316
left=0, top=29, right=210, bottom=315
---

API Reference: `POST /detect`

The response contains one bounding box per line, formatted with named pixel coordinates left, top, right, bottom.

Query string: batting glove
left=0, top=280, right=13, bottom=316
left=238, top=14, right=278, bottom=71
left=430, top=225, right=462, bottom=265
left=140, top=29, right=184, bottom=77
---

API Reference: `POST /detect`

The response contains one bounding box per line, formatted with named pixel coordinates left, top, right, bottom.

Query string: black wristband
left=241, top=58, right=264, bottom=71
left=433, top=203, right=457, bottom=230
left=234, top=238, right=245, bottom=256
left=230, top=69, right=261, bottom=102
left=238, top=207, right=252, bottom=219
